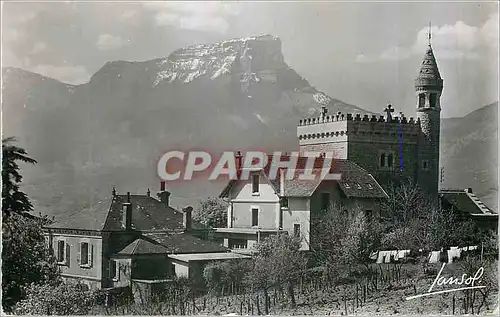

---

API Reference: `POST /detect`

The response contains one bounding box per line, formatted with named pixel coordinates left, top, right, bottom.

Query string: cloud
left=31, top=41, right=47, bottom=54
left=481, top=13, right=499, bottom=51
left=3, top=28, right=21, bottom=43
left=357, top=15, right=498, bottom=63
left=96, top=34, right=126, bottom=50
left=143, top=2, right=241, bottom=33
left=121, top=10, right=136, bottom=19
left=30, top=64, right=91, bottom=85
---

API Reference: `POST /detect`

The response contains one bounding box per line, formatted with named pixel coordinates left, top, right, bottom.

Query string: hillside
left=440, top=102, right=498, bottom=210
left=2, top=35, right=497, bottom=216
left=2, top=35, right=365, bottom=216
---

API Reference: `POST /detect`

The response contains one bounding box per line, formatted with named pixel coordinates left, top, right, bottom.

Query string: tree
left=193, top=197, right=228, bottom=228
left=381, top=180, right=478, bottom=252
left=247, top=233, right=307, bottom=311
left=311, top=203, right=384, bottom=279
left=1, top=137, right=60, bottom=312
left=2, top=137, right=37, bottom=219
left=12, top=281, right=98, bottom=315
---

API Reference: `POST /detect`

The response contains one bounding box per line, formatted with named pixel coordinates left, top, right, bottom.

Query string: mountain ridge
left=1, top=35, right=497, bottom=217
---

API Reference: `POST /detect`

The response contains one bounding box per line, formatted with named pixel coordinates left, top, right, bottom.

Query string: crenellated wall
left=297, top=111, right=422, bottom=187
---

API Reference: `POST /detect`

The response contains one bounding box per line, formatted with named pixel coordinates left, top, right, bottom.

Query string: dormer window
left=356, top=183, right=362, bottom=190
left=344, top=183, right=350, bottom=189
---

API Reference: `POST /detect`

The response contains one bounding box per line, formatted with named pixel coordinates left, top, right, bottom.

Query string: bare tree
left=247, top=233, right=307, bottom=311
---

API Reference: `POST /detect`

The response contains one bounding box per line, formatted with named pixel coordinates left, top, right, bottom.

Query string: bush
left=2, top=213, right=60, bottom=312
left=12, top=281, right=98, bottom=315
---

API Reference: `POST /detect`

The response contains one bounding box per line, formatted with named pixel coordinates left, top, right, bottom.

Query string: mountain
left=2, top=35, right=366, bottom=217
left=440, top=102, right=498, bottom=210
left=2, top=35, right=496, bottom=216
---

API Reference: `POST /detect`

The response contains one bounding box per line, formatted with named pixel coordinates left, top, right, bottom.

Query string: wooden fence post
left=452, top=294, right=455, bottom=315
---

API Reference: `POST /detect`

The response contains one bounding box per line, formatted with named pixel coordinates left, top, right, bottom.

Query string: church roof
left=417, top=45, right=442, bottom=80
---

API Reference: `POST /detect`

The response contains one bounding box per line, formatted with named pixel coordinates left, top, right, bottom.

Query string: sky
left=2, top=1, right=498, bottom=118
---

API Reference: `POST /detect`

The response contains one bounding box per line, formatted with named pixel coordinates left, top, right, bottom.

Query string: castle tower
left=415, top=31, right=443, bottom=200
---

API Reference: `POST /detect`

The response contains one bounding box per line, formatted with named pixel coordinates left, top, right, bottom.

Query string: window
left=57, top=240, right=65, bottom=263
left=80, top=242, right=89, bottom=266
left=251, top=208, right=259, bottom=227
left=387, top=153, right=393, bottom=168
left=280, top=197, right=289, bottom=209
left=364, top=210, right=373, bottom=222
left=229, top=239, right=247, bottom=249
left=79, top=242, right=92, bottom=267
left=429, top=93, right=437, bottom=108
left=380, top=151, right=395, bottom=169
left=418, top=93, right=425, bottom=107
left=320, top=193, right=330, bottom=211
left=294, top=224, right=301, bottom=238
left=422, top=160, right=430, bottom=171
left=367, top=184, right=373, bottom=190
left=252, top=174, right=259, bottom=194
left=380, top=153, right=386, bottom=167
left=170, top=263, right=176, bottom=277
left=109, top=260, right=119, bottom=281
left=355, top=183, right=362, bottom=189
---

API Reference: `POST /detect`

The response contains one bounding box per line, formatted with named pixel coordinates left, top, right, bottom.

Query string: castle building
left=297, top=42, right=443, bottom=199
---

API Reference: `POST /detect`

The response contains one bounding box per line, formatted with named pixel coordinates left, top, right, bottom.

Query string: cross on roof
left=384, top=104, right=394, bottom=121
left=321, top=106, right=328, bottom=116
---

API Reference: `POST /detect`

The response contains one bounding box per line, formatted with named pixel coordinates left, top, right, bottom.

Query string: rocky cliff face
left=2, top=35, right=363, bottom=217
left=3, top=35, right=495, bottom=217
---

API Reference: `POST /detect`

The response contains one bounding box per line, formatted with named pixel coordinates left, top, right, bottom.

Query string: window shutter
left=89, top=244, right=93, bottom=267
left=106, top=261, right=111, bottom=278
left=65, top=243, right=70, bottom=266
left=77, top=242, right=81, bottom=265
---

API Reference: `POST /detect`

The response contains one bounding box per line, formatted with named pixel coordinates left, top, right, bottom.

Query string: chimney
left=235, top=151, right=243, bottom=179
left=147, top=188, right=151, bottom=197
left=122, top=192, right=132, bottom=230
left=183, top=206, right=193, bottom=231
left=279, top=168, right=285, bottom=196
left=157, top=182, right=171, bottom=206
left=465, top=188, right=473, bottom=194
left=112, top=186, right=116, bottom=197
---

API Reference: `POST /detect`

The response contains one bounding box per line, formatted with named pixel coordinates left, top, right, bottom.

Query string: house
left=439, top=188, right=498, bottom=230
left=43, top=183, right=248, bottom=301
left=218, top=156, right=388, bottom=252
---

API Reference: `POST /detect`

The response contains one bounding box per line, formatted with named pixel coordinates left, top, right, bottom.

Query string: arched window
left=419, top=93, right=425, bottom=107
left=380, top=153, right=386, bottom=167
left=429, top=93, right=437, bottom=108
left=387, top=153, right=393, bottom=168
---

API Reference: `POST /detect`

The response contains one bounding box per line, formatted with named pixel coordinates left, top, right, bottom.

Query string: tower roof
left=415, top=45, right=443, bottom=91
left=417, top=45, right=441, bottom=80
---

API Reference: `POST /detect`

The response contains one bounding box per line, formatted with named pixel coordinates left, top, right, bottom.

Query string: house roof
left=104, top=194, right=184, bottom=231
left=219, top=155, right=387, bottom=199
left=47, top=193, right=189, bottom=232
left=169, top=252, right=251, bottom=263
left=439, top=189, right=497, bottom=216
left=116, top=233, right=228, bottom=256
